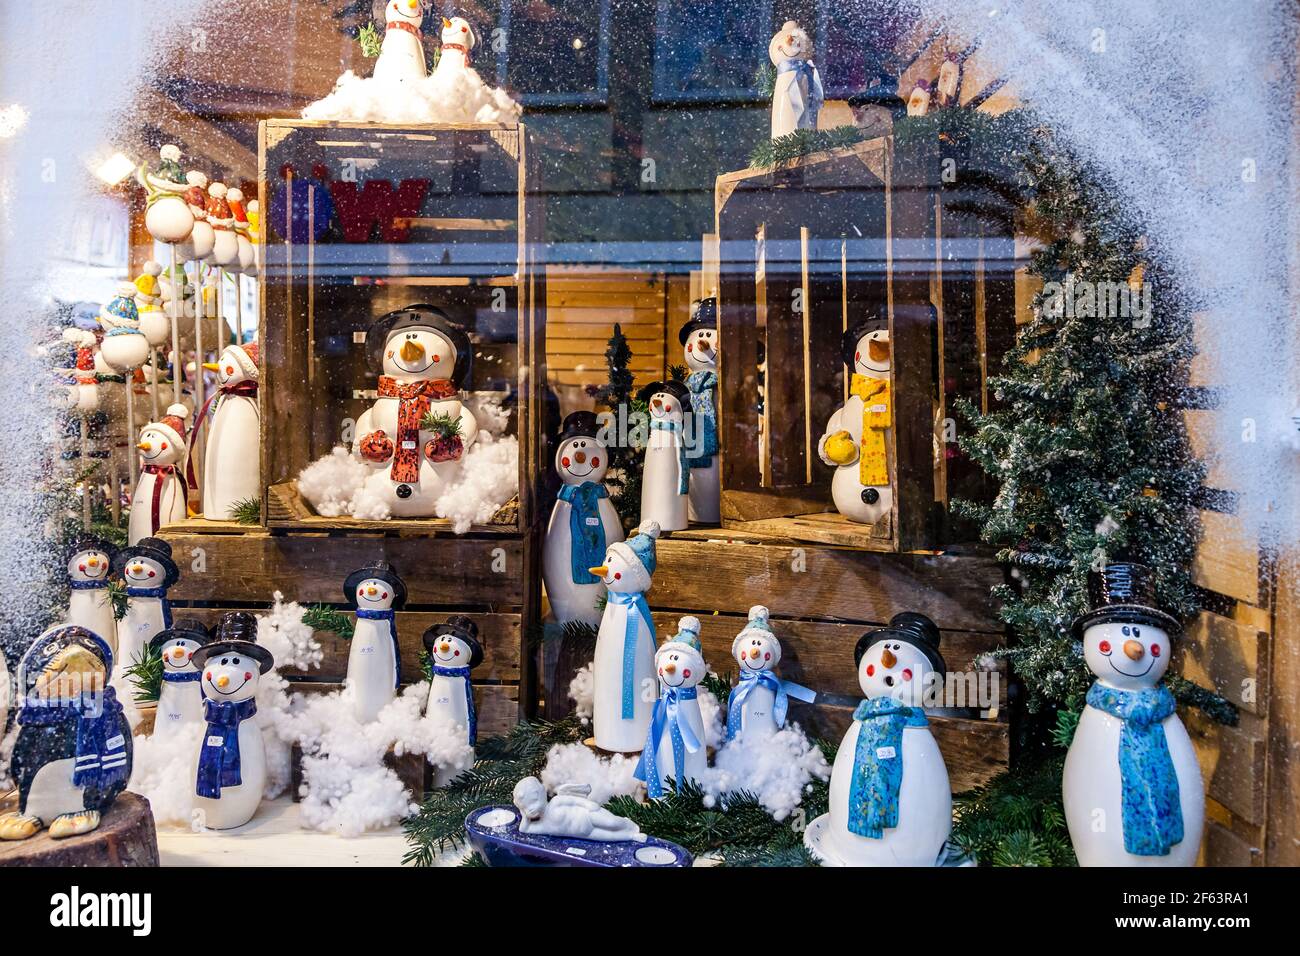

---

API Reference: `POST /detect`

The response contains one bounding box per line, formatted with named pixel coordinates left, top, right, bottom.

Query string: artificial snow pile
left=540, top=743, right=641, bottom=805
left=302, top=62, right=520, bottom=125
left=567, top=662, right=595, bottom=721
left=298, top=433, right=519, bottom=532
left=701, top=725, right=830, bottom=822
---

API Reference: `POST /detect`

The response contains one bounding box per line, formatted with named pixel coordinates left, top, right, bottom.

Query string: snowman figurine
left=726, top=605, right=816, bottom=740
left=638, top=380, right=691, bottom=532
left=818, top=316, right=893, bottom=526
left=183, top=171, right=216, bottom=262
left=192, top=612, right=274, bottom=830
left=60, top=329, right=100, bottom=414
left=635, top=617, right=708, bottom=798
left=353, top=306, right=480, bottom=518
left=543, top=411, right=624, bottom=626
left=150, top=618, right=211, bottom=730
left=344, top=562, right=407, bottom=722
left=423, top=616, right=483, bottom=785
left=806, top=612, right=951, bottom=867
left=65, top=537, right=118, bottom=653
left=138, top=144, right=195, bottom=244
left=769, top=20, right=824, bottom=139
left=372, top=0, right=429, bottom=84
left=198, top=342, right=261, bottom=520
left=680, top=298, right=721, bottom=524
left=589, top=521, right=661, bottom=753
left=111, top=537, right=179, bottom=693
left=129, top=403, right=191, bottom=544
left=97, top=282, right=150, bottom=373
left=1063, top=562, right=1204, bottom=866
left=133, top=261, right=171, bottom=350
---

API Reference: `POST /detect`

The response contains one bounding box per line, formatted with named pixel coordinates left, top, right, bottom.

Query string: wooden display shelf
left=265, top=480, right=520, bottom=536
left=721, top=510, right=897, bottom=549
left=160, top=515, right=259, bottom=535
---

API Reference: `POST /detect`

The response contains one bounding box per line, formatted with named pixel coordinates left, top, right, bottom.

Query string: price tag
left=106, top=734, right=125, bottom=749
left=207, top=735, right=224, bottom=747
left=876, top=745, right=896, bottom=760
left=401, top=440, right=417, bottom=450
left=869, top=404, right=888, bottom=413
left=585, top=516, right=600, bottom=526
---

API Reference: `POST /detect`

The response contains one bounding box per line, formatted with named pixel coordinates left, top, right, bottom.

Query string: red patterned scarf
left=376, top=376, right=456, bottom=483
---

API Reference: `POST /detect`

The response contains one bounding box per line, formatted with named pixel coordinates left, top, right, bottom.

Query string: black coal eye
left=221, top=657, right=229, bottom=665
left=232, top=657, right=241, bottom=665
left=1122, top=625, right=1131, bottom=636
left=1133, top=627, right=1141, bottom=638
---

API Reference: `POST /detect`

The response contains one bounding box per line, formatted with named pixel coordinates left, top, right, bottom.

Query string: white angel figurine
left=511, top=777, right=647, bottom=843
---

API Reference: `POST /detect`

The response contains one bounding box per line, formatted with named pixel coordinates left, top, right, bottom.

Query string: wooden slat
left=1184, top=408, right=1240, bottom=492
left=546, top=322, right=665, bottom=341
left=652, top=539, right=1004, bottom=633
left=1204, top=820, right=1259, bottom=866
left=1193, top=509, right=1260, bottom=605
left=549, top=291, right=666, bottom=310
left=545, top=307, right=666, bottom=325
left=1177, top=610, right=1266, bottom=716
left=1188, top=311, right=1218, bottom=388
left=288, top=681, right=521, bottom=740
left=1187, top=710, right=1267, bottom=825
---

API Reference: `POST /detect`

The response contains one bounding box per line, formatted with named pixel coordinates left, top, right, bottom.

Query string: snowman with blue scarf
left=589, top=521, right=661, bottom=753
left=726, top=605, right=816, bottom=740
left=635, top=617, right=708, bottom=798
left=1063, top=562, right=1204, bottom=866
left=344, top=562, right=407, bottom=723
left=680, top=298, right=720, bottom=523
left=806, top=612, right=951, bottom=866
left=768, top=21, right=824, bottom=139
left=638, top=381, right=691, bottom=532
left=423, top=616, right=483, bottom=786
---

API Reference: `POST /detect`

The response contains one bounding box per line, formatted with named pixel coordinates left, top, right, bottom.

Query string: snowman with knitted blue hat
left=1063, top=561, right=1203, bottom=866
left=636, top=617, right=708, bottom=797
left=589, top=521, right=661, bottom=753
left=726, top=605, right=816, bottom=740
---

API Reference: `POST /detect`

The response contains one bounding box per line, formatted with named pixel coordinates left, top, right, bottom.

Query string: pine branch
left=125, top=645, right=163, bottom=703
left=230, top=496, right=261, bottom=525
left=420, top=410, right=462, bottom=438
left=749, top=125, right=865, bottom=170
left=302, top=604, right=355, bottom=638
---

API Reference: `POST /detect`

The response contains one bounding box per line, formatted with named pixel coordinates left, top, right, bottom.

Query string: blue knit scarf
left=162, top=670, right=201, bottom=683
left=431, top=664, right=477, bottom=746
left=357, top=608, right=401, bottom=688
left=634, top=686, right=700, bottom=798
left=650, top=419, right=689, bottom=494
left=557, top=481, right=608, bottom=585
left=69, top=579, right=109, bottom=590
left=847, top=697, right=928, bottom=839
left=605, top=589, right=655, bottom=719
left=18, top=689, right=129, bottom=789
left=725, top=669, right=817, bottom=740
left=196, top=697, right=258, bottom=799
left=685, top=371, right=718, bottom=467
left=1086, top=683, right=1184, bottom=856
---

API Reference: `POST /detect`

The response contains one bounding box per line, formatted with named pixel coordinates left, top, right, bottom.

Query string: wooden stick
left=193, top=262, right=207, bottom=495
left=169, top=245, right=184, bottom=397
left=110, top=466, right=120, bottom=528
left=124, top=379, right=138, bottom=486
left=79, top=415, right=91, bottom=528
left=149, top=347, right=160, bottom=420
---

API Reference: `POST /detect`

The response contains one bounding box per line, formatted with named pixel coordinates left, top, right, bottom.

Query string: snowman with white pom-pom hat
left=769, top=20, right=823, bottom=139
left=589, top=521, right=661, bottom=753
left=726, top=605, right=816, bottom=740
left=635, top=616, right=708, bottom=797
left=129, top=404, right=191, bottom=544
left=806, top=612, right=951, bottom=867
left=1062, top=561, right=1204, bottom=867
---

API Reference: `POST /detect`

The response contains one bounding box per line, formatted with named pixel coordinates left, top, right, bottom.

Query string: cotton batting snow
left=701, top=725, right=830, bottom=822
left=296, top=446, right=378, bottom=519
left=567, top=662, right=594, bottom=721
left=540, top=742, right=643, bottom=805
left=302, top=64, right=521, bottom=125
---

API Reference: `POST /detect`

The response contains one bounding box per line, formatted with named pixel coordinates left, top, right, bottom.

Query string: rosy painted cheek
left=665, top=403, right=672, bottom=412
left=147, top=570, right=156, bottom=578
left=160, top=442, right=168, bottom=450
left=764, top=652, right=771, bottom=661
left=1098, top=640, right=1111, bottom=654
left=856, top=351, right=861, bottom=361
left=561, top=457, right=571, bottom=468
left=1150, top=645, right=1161, bottom=657
left=591, top=457, right=599, bottom=467
left=866, top=664, right=875, bottom=677
left=205, top=671, right=212, bottom=681
left=382, top=591, right=388, bottom=599
left=613, top=572, right=621, bottom=580
left=454, top=649, right=460, bottom=656
left=901, top=669, right=913, bottom=681
left=686, top=343, right=693, bottom=352
left=78, top=564, right=86, bottom=572
left=244, top=672, right=252, bottom=681
left=683, top=669, right=691, bottom=679
left=225, top=366, right=234, bottom=376
left=432, top=355, right=440, bottom=363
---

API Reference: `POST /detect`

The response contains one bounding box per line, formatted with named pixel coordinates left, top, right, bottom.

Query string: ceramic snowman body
left=207, top=183, right=239, bottom=268
left=423, top=616, right=482, bottom=786
left=906, top=80, right=931, bottom=117
left=544, top=412, right=624, bottom=626
left=1063, top=564, right=1204, bottom=866
left=372, top=0, right=428, bottom=84
left=353, top=307, right=480, bottom=518
left=151, top=619, right=210, bottom=731
left=344, top=563, right=407, bottom=723
left=818, top=319, right=893, bottom=525
left=680, top=299, right=721, bottom=524
left=809, top=612, right=951, bottom=867
left=637, top=619, right=708, bottom=797
left=61, top=330, right=100, bottom=414
left=134, top=261, right=171, bottom=348
left=183, top=172, right=216, bottom=261
left=111, top=541, right=179, bottom=713
left=769, top=21, right=824, bottom=138
left=65, top=540, right=118, bottom=653
left=98, top=282, right=150, bottom=373
left=432, top=16, right=477, bottom=80
left=139, top=145, right=194, bottom=244
left=726, top=605, right=816, bottom=740
left=0, top=645, right=8, bottom=739
left=201, top=343, right=261, bottom=520
left=227, top=188, right=256, bottom=273
left=129, top=404, right=190, bottom=544
left=193, top=624, right=273, bottom=830
left=639, top=381, right=690, bottom=532
left=591, top=522, right=661, bottom=753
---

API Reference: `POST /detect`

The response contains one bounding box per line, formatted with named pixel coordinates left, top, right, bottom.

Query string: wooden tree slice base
left=0, top=791, right=160, bottom=867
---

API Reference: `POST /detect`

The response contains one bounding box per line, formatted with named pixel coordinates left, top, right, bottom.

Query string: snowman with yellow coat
left=818, top=315, right=892, bottom=525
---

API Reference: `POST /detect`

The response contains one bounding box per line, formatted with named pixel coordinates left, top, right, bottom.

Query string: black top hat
left=364, top=304, right=473, bottom=386
left=555, top=410, right=603, bottom=445
left=422, top=615, right=484, bottom=669
left=854, top=611, right=946, bottom=680
left=343, top=561, right=408, bottom=609
left=1071, top=561, right=1180, bottom=639
left=636, top=380, right=692, bottom=408
left=847, top=73, right=907, bottom=115
left=111, top=536, right=180, bottom=589
left=192, top=638, right=275, bottom=675
left=65, top=535, right=118, bottom=565
left=840, top=313, right=890, bottom=368
left=149, top=617, right=212, bottom=653
left=677, top=296, right=718, bottom=345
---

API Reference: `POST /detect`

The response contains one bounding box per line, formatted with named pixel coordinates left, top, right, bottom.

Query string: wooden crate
left=713, top=135, right=1016, bottom=551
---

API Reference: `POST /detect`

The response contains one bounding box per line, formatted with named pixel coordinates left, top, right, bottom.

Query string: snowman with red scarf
left=373, top=0, right=430, bottom=84
left=353, top=306, right=480, bottom=517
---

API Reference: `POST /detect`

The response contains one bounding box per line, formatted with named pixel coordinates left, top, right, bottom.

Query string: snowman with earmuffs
left=806, top=612, right=952, bottom=867
left=423, top=615, right=483, bottom=786
left=544, top=411, right=624, bottom=627
left=353, top=305, right=480, bottom=518
left=818, top=314, right=893, bottom=526
left=680, top=297, right=721, bottom=524
left=1063, top=561, right=1204, bottom=867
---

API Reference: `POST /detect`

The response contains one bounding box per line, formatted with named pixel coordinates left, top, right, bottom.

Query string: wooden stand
left=0, top=792, right=160, bottom=867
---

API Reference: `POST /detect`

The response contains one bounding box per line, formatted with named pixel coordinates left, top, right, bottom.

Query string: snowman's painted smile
left=740, top=656, right=769, bottom=672
left=1106, top=656, right=1156, bottom=679
left=125, top=567, right=156, bottom=582
left=564, top=464, right=595, bottom=478
left=163, top=653, right=193, bottom=670
left=139, top=446, right=164, bottom=461
left=434, top=648, right=461, bottom=663
left=205, top=675, right=250, bottom=696
left=396, top=357, right=436, bottom=374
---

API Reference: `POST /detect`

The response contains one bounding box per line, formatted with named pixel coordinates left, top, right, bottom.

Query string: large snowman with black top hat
left=151, top=618, right=212, bottom=731
left=344, top=561, right=408, bottom=722
left=806, top=612, right=951, bottom=866
left=680, top=297, right=720, bottom=523
left=353, top=305, right=480, bottom=518
left=544, top=411, right=624, bottom=626
left=818, top=315, right=892, bottom=526
left=423, top=615, right=483, bottom=785
left=1063, top=561, right=1203, bottom=867
left=638, top=380, right=691, bottom=532
left=64, top=537, right=118, bottom=653
left=192, top=611, right=274, bottom=830
left=112, top=537, right=180, bottom=695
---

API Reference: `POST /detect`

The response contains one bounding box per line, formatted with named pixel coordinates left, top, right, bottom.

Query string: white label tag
left=876, top=745, right=896, bottom=760
left=207, top=735, right=224, bottom=747
left=360, top=646, right=374, bottom=654
left=585, top=516, right=600, bottom=526
left=401, top=440, right=417, bottom=449
left=564, top=847, right=588, bottom=857
left=436, top=696, right=450, bottom=705
left=106, top=734, right=125, bottom=749
left=870, top=404, right=888, bottom=413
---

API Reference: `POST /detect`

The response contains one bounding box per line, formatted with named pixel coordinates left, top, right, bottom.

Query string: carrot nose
left=87, top=558, right=98, bottom=567
left=589, top=565, right=609, bottom=577
left=748, top=647, right=761, bottom=660
left=1123, top=640, right=1145, bottom=661
left=366, top=586, right=378, bottom=596
left=439, top=642, right=451, bottom=654
left=172, top=647, right=186, bottom=659
left=881, top=648, right=897, bottom=668
left=663, top=663, right=676, bottom=674
left=868, top=338, right=890, bottom=362
left=574, top=451, right=586, bottom=464
left=217, top=675, right=230, bottom=688
left=400, top=340, right=425, bottom=362
left=653, top=399, right=663, bottom=410
left=137, top=441, right=152, bottom=451
left=202, top=362, right=220, bottom=372
left=442, top=16, right=452, bottom=27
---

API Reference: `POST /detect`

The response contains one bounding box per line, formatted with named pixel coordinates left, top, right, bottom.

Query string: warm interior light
left=93, top=151, right=136, bottom=185
left=0, top=104, right=27, bottom=138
